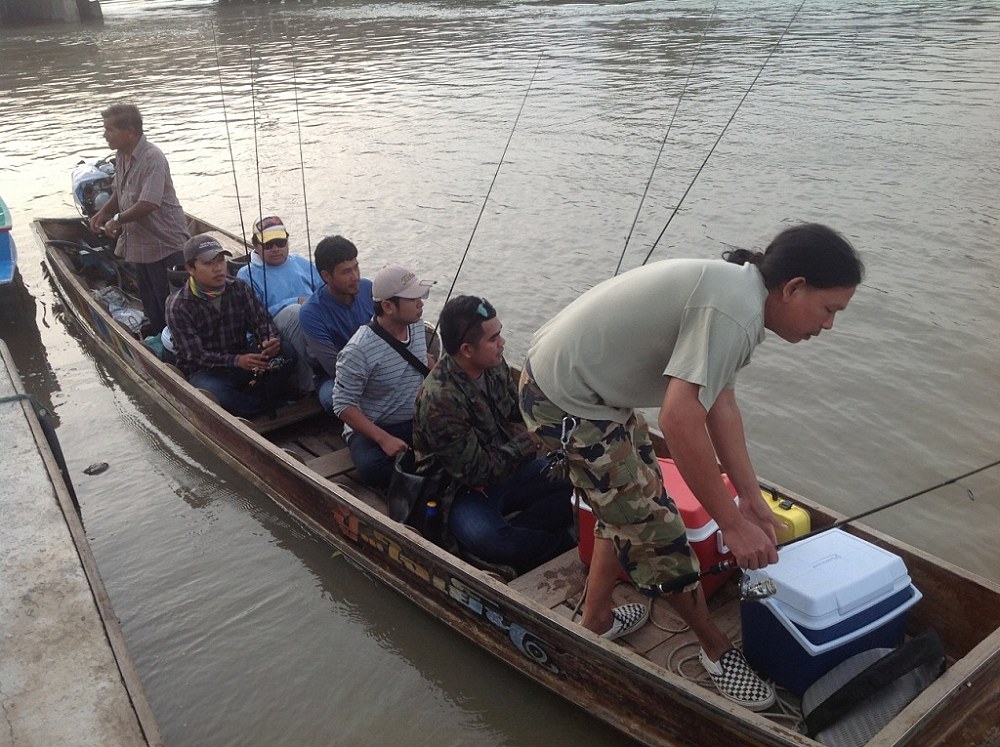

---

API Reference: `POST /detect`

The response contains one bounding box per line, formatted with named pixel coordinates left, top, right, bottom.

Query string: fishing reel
left=265, top=355, right=289, bottom=371
left=739, top=569, right=777, bottom=601
left=648, top=559, right=777, bottom=602
left=247, top=355, right=290, bottom=387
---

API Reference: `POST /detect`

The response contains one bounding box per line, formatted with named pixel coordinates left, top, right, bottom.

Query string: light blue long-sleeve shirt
left=236, top=253, right=319, bottom=316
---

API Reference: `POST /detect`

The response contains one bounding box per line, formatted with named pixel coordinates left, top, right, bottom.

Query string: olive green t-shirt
left=526, top=258, right=768, bottom=423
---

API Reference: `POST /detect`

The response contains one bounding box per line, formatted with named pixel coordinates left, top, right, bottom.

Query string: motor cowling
left=72, top=155, right=116, bottom=218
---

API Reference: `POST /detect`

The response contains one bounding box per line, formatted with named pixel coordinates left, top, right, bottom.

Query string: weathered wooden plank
left=508, top=550, right=587, bottom=609
left=332, top=474, right=388, bottom=516
left=296, top=434, right=331, bottom=457
left=306, top=448, right=354, bottom=479
left=249, top=397, right=323, bottom=435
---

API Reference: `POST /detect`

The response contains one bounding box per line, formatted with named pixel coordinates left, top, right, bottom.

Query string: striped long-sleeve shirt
left=331, top=322, right=427, bottom=437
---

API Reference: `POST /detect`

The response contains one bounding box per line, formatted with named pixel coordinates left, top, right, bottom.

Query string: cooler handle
left=715, top=494, right=739, bottom=554
left=716, top=530, right=730, bottom=555
left=760, top=585, right=923, bottom=656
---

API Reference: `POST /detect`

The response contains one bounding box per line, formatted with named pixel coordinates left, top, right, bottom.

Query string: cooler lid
left=767, top=529, right=911, bottom=630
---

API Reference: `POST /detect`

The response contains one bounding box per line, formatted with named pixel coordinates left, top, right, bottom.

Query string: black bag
left=385, top=449, right=446, bottom=525
left=801, top=629, right=947, bottom=746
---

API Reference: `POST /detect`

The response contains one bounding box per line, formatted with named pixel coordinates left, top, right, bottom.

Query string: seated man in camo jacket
left=413, top=295, right=574, bottom=575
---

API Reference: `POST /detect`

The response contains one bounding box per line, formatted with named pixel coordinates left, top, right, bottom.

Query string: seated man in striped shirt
left=330, top=264, right=435, bottom=490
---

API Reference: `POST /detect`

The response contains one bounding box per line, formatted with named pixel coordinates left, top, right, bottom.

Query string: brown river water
left=1, top=1, right=998, bottom=744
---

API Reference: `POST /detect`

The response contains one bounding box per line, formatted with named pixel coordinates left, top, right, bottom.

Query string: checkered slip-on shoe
left=699, top=648, right=776, bottom=711
left=600, top=603, right=650, bottom=641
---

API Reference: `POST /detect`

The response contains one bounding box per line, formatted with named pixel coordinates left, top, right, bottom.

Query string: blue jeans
left=347, top=420, right=413, bottom=490
left=317, top=376, right=335, bottom=413
left=449, top=458, right=575, bottom=574
left=189, top=340, right=297, bottom=417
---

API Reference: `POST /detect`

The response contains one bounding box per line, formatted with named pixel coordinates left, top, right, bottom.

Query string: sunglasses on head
left=263, top=238, right=288, bottom=250
left=457, top=298, right=491, bottom=347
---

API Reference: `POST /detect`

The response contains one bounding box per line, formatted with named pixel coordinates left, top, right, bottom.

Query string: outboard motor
left=71, top=155, right=116, bottom=218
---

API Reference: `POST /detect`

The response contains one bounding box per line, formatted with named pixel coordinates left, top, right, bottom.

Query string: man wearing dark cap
left=331, top=263, right=435, bottom=489
left=236, top=213, right=318, bottom=395
left=88, top=101, right=189, bottom=335
left=165, top=233, right=297, bottom=417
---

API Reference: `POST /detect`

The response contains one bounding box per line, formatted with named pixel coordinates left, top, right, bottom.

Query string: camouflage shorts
left=518, top=362, right=699, bottom=592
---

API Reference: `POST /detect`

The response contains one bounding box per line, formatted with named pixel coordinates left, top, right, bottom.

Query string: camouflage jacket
left=413, top=355, right=537, bottom=495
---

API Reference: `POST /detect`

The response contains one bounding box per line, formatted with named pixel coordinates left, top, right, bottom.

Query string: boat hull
left=35, top=215, right=1000, bottom=746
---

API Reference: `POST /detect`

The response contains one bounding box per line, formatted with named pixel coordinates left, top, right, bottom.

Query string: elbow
left=658, top=409, right=681, bottom=448
left=658, top=402, right=703, bottom=450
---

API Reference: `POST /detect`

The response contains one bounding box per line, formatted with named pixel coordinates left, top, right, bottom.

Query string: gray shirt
left=526, top=258, right=768, bottom=422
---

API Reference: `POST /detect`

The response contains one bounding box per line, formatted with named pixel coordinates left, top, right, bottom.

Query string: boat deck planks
left=248, top=397, right=324, bottom=434
left=306, top=449, right=355, bottom=479
left=511, top=548, right=750, bottom=699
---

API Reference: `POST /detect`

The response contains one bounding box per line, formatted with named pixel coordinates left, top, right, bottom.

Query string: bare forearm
left=706, top=389, right=762, bottom=504
left=339, top=406, right=384, bottom=441
left=660, top=382, right=743, bottom=532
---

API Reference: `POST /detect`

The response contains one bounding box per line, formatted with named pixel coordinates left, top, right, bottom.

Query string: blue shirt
left=299, top=278, right=375, bottom=379
left=236, top=253, right=319, bottom=317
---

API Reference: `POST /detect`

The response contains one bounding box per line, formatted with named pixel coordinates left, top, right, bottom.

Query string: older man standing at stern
left=89, top=101, right=189, bottom=335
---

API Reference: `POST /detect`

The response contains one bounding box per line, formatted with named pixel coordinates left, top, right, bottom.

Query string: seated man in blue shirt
left=299, top=235, right=374, bottom=412
left=167, top=233, right=297, bottom=417
left=237, top=213, right=318, bottom=395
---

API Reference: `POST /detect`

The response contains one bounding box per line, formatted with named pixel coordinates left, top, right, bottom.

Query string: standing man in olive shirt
left=89, top=101, right=189, bottom=335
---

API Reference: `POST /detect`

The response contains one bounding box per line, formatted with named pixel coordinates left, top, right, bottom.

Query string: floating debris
left=83, top=462, right=108, bottom=475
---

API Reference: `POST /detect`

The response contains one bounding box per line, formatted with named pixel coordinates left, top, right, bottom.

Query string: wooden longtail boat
left=35, top=214, right=1000, bottom=746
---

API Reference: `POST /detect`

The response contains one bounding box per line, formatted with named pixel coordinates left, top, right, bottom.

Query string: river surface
left=1, top=1, right=998, bottom=744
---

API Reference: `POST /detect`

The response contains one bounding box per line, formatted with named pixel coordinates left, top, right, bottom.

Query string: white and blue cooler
left=741, top=529, right=922, bottom=695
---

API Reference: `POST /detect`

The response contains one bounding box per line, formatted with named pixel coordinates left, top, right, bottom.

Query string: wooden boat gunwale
left=34, top=213, right=1000, bottom=746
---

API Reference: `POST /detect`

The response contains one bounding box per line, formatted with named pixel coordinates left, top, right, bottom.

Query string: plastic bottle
left=422, top=500, right=442, bottom=545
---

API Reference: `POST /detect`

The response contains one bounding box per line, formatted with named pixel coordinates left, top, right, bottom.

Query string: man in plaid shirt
left=166, top=233, right=297, bottom=417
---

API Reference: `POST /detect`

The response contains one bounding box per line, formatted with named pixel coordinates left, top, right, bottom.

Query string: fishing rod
left=776, top=458, right=998, bottom=548
left=433, top=54, right=543, bottom=337
left=638, top=0, right=806, bottom=269
left=290, top=53, right=317, bottom=292
left=212, top=23, right=249, bottom=250
left=653, top=458, right=1000, bottom=596
left=248, top=45, right=270, bottom=309
left=613, top=0, right=720, bottom=277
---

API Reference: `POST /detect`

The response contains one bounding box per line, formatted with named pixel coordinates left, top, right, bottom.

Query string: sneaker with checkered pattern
left=699, top=648, right=775, bottom=711
left=600, top=603, right=650, bottom=641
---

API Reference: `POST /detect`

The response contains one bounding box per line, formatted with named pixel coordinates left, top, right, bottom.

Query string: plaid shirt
left=165, top=278, right=278, bottom=376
